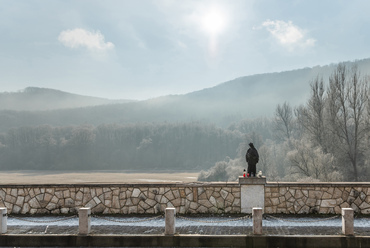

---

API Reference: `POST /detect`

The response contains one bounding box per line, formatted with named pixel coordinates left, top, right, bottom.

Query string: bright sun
left=201, top=8, right=227, bottom=36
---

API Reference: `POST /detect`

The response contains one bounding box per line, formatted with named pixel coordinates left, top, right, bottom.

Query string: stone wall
left=265, top=183, right=370, bottom=214
left=0, top=183, right=241, bottom=215
left=2, top=182, right=370, bottom=215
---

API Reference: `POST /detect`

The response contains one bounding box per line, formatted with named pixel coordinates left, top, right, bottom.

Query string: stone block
left=241, top=184, right=264, bottom=214
left=0, top=208, right=7, bottom=234
left=360, top=192, right=366, bottom=201
left=270, top=198, right=280, bottom=206
left=308, top=190, right=322, bottom=199
left=306, top=198, right=316, bottom=207
left=171, top=198, right=182, bottom=207
left=232, top=187, right=241, bottom=193
left=145, top=199, right=157, bottom=207
left=354, top=196, right=362, bottom=207
left=284, top=191, right=292, bottom=200
left=45, top=202, right=57, bottom=211
left=302, top=190, right=308, bottom=198
left=21, top=203, right=30, bottom=214
left=79, top=208, right=91, bottom=235
left=164, top=191, right=175, bottom=201
left=197, top=205, right=208, bottom=213
left=298, top=205, right=310, bottom=214
left=18, top=189, right=26, bottom=196
left=327, top=187, right=334, bottom=195
left=225, top=193, right=234, bottom=203
left=112, top=196, right=120, bottom=209
left=361, top=208, right=370, bottom=214
left=359, top=201, right=370, bottom=210
left=232, top=198, right=241, bottom=207
left=28, top=198, right=41, bottom=208
left=252, top=208, right=263, bottom=235
left=321, top=199, right=337, bottom=208
left=342, top=208, right=354, bottom=235
left=189, top=202, right=198, bottom=210
left=322, top=192, right=333, bottom=199
left=319, top=207, right=329, bottom=214
left=279, top=187, right=287, bottom=195
left=334, top=206, right=341, bottom=214
left=15, top=196, right=24, bottom=207
left=265, top=199, right=272, bottom=207
left=333, top=188, right=342, bottom=198
left=220, top=189, right=228, bottom=199
left=179, top=189, right=186, bottom=198
left=209, top=196, right=217, bottom=207
left=270, top=187, right=279, bottom=193
left=295, top=190, right=304, bottom=199
left=205, top=189, right=213, bottom=198
left=104, top=192, right=112, bottom=200
left=139, top=201, right=150, bottom=210
left=199, top=199, right=213, bottom=208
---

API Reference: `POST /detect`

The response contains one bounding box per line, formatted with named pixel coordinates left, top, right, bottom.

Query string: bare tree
left=274, top=102, right=294, bottom=142
left=286, top=139, right=341, bottom=181
left=295, top=76, right=328, bottom=150
left=326, top=64, right=369, bottom=181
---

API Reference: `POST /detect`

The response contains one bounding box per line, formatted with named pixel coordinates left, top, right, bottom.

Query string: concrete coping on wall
left=265, top=182, right=370, bottom=187
left=238, top=177, right=266, bottom=185
left=0, top=182, right=240, bottom=188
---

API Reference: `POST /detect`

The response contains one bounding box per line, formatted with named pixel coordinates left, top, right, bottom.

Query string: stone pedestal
left=79, top=208, right=91, bottom=235
left=0, top=208, right=7, bottom=234
left=239, top=177, right=266, bottom=214
left=165, top=208, right=176, bottom=235
left=342, top=208, right=354, bottom=235
left=253, top=207, right=263, bottom=235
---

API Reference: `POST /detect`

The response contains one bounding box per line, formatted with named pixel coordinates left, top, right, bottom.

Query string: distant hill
left=0, top=87, right=135, bottom=111
left=1, top=58, right=370, bottom=131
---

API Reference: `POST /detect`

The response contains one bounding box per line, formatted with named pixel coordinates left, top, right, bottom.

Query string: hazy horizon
left=1, top=0, right=370, bottom=100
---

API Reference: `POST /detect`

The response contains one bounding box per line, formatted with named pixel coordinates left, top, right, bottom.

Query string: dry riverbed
left=0, top=170, right=200, bottom=184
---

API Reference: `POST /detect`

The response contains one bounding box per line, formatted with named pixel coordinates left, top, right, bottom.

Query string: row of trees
left=277, top=64, right=370, bottom=181
left=199, top=64, right=370, bottom=182
left=0, top=122, right=243, bottom=171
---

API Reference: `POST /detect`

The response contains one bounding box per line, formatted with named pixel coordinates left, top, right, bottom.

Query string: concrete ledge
left=0, top=182, right=239, bottom=188
left=266, top=182, right=370, bottom=187
left=0, top=234, right=369, bottom=248
left=239, top=177, right=266, bottom=185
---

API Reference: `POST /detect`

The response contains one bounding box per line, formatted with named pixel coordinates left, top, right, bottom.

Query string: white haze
left=0, top=0, right=370, bottom=100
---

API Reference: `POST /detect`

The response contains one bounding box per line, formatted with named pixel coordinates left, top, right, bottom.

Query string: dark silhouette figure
left=246, top=142, right=259, bottom=177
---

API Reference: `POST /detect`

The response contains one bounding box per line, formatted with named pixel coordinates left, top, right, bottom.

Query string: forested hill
left=0, top=87, right=134, bottom=111
left=1, top=59, right=370, bottom=132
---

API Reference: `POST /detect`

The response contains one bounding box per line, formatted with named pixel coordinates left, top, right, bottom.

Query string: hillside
left=0, top=87, right=134, bottom=111
left=1, top=59, right=370, bottom=132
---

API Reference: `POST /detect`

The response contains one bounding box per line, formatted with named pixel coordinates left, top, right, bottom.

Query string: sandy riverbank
left=0, top=170, right=200, bottom=184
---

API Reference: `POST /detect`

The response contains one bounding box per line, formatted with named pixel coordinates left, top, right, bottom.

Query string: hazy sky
left=1, top=0, right=370, bottom=100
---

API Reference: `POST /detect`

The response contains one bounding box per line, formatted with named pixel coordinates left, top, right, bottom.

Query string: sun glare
left=201, top=8, right=227, bottom=36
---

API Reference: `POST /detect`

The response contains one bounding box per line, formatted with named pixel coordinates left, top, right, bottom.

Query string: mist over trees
left=0, top=123, right=242, bottom=171
left=1, top=60, right=370, bottom=182
left=200, top=64, right=370, bottom=182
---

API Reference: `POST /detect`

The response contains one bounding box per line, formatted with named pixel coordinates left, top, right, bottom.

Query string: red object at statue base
left=247, top=173, right=250, bottom=178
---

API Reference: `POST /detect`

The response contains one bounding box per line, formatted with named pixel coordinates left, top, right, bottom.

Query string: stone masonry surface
left=0, top=183, right=241, bottom=214
left=1, top=182, right=370, bottom=215
left=265, top=183, right=370, bottom=214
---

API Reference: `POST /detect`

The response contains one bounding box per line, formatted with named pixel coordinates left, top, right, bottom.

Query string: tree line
left=0, top=122, right=243, bottom=171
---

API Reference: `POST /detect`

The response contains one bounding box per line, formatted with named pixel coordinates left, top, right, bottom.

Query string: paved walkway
left=5, top=215, right=370, bottom=236
left=5, top=224, right=370, bottom=236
